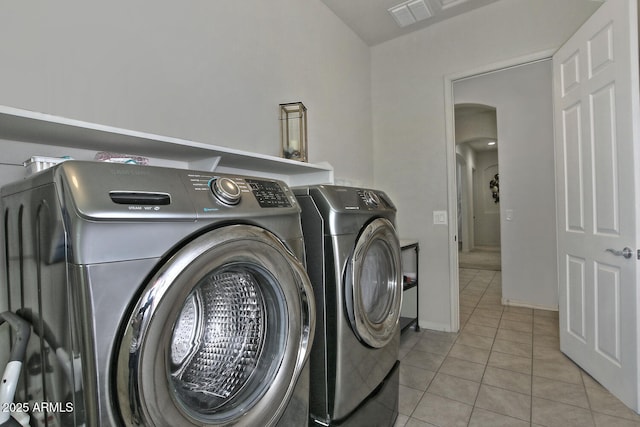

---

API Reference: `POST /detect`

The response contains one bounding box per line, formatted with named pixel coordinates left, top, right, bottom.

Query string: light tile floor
left=395, top=268, right=640, bottom=427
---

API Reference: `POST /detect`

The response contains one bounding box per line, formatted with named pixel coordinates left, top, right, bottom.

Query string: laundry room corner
left=371, top=0, right=601, bottom=332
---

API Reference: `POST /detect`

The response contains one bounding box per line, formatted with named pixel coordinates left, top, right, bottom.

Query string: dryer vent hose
left=0, top=312, right=30, bottom=363
left=0, top=312, right=31, bottom=427
left=15, top=309, right=59, bottom=350
left=14, top=309, right=82, bottom=393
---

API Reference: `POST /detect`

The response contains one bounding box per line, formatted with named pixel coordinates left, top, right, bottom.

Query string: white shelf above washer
left=0, top=105, right=334, bottom=186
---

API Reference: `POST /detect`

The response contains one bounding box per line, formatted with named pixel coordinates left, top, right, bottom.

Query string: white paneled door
left=553, top=0, right=640, bottom=412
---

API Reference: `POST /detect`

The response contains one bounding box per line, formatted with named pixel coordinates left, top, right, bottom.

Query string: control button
left=363, top=190, right=380, bottom=207
left=211, top=177, right=242, bottom=205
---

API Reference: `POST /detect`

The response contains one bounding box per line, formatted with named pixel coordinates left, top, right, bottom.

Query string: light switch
left=433, top=210, right=447, bottom=225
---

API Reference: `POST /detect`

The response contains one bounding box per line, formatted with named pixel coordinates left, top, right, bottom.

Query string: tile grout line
left=580, top=367, right=597, bottom=427
left=463, top=269, right=501, bottom=427
left=530, top=310, right=535, bottom=427
left=404, top=268, right=490, bottom=425
left=467, top=270, right=537, bottom=426
left=472, top=270, right=535, bottom=426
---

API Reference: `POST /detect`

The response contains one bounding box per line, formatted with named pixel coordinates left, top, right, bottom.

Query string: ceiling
left=455, top=104, right=497, bottom=152
left=320, top=0, right=502, bottom=46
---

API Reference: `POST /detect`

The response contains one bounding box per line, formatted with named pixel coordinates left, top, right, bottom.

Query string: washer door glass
left=346, top=218, right=402, bottom=348
left=116, top=225, right=314, bottom=427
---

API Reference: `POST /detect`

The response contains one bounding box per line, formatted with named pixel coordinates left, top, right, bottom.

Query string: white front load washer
left=0, top=161, right=315, bottom=426
left=295, top=185, right=402, bottom=426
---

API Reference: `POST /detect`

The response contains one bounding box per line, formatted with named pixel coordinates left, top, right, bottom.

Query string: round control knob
left=211, top=177, right=242, bottom=205
left=363, top=190, right=380, bottom=207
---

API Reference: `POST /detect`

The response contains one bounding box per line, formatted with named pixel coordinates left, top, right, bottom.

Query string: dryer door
left=346, top=218, right=402, bottom=348
left=115, top=225, right=314, bottom=427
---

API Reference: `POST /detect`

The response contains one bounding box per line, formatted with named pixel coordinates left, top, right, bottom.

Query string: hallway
left=395, top=269, right=640, bottom=426
left=458, top=247, right=501, bottom=271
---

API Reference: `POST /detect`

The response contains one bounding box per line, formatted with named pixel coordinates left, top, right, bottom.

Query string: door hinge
left=637, top=249, right=640, bottom=260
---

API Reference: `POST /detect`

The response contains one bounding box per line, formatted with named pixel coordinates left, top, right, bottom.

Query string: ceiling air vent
left=388, top=0, right=433, bottom=28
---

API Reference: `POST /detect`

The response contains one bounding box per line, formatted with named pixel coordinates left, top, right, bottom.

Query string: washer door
left=345, top=218, right=402, bottom=348
left=116, top=225, right=315, bottom=427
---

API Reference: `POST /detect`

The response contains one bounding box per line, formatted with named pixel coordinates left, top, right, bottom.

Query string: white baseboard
left=417, top=319, right=457, bottom=333
left=501, top=297, right=558, bottom=312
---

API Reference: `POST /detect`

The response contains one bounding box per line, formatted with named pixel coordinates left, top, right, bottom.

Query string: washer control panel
left=246, top=179, right=292, bottom=208
left=184, top=172, right=293, bottom=209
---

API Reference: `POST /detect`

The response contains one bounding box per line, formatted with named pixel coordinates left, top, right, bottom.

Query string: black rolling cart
left=399, top=240, right=420, bottom=333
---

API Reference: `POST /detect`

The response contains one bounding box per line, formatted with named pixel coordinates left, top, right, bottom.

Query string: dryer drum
left=360, top=241, right=395, bottom=324
left=115, top=225, right=314, bottom=427
left=346, top=218, right=402, bottom=348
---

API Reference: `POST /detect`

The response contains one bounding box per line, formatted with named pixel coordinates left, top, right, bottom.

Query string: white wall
left=473, top=150, right=500, bottom=247
left=0, top=0, right=372, bottom=186
left=455, top=60, right=558, bottom=310
left=372, top=0, right=600, bottom=330
left=456, top=144, right=476, bottom=251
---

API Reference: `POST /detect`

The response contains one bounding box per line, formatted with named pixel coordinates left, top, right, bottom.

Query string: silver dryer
left=295, top=185, right=402, bottom=426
